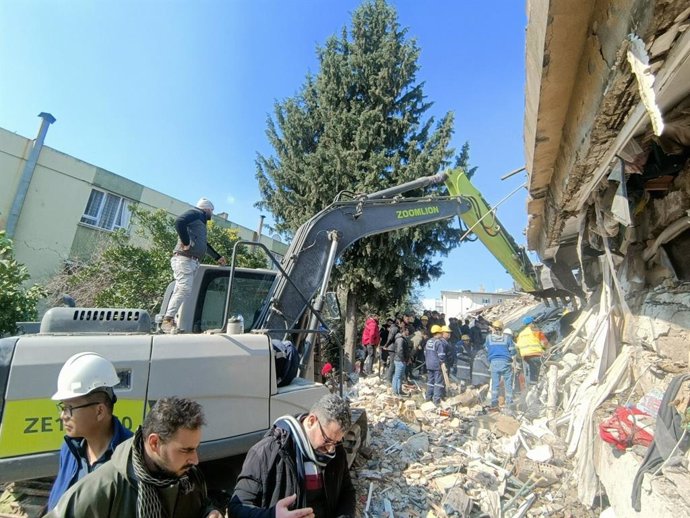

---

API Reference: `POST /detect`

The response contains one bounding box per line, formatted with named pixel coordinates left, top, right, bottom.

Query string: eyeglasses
left=316, top=418, right=343, bottom=448
left=56, top=401, right=101, bottom=417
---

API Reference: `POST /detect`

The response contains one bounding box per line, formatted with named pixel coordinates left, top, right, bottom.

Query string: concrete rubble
left=350, top=280, right=690, bottom=517
left=348, top=374, right=595, bottom=517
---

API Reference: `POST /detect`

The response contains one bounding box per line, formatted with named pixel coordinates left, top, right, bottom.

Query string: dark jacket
left=393, top=333, right=410, bottom=362
left=229, top=422, right=355, bottom=518
left=47, top=415, right=133, bottom=511
left=174, top=207, right=221, bottom=261
left=45, top=435, right=215, bottom=518
left=424, top=337, right=446, bottom=370
left=469, top=325, right=483, bottom=348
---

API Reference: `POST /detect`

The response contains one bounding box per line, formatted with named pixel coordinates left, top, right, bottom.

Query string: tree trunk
left=343, top=289, right=358, bottom=373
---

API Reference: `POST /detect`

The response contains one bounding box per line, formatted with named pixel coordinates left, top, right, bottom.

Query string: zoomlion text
left=396, top=206, right=440, bottom=219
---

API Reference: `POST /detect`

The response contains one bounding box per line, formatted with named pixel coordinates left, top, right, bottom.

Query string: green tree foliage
left=0, top=231, right=45, bottom=336
left=48, top=207, right=267, bottom=315
left=455, top=142, right=478, bottom=180
left=256, top=0, right=462, bottom=357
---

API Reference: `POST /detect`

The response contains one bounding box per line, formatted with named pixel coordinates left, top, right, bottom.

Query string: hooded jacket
left=361, top=318, right=380, bottom=346
left=229, top=420, right=355, bottom=518
left=173, top=207, right=221, bottom=261
left=45, top=435, right=215, bottom=518
left=47, top=415, right=133, bottom=511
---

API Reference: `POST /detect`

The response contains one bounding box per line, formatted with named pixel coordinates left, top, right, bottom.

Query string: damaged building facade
left=525, top=0, right=690, bottom=515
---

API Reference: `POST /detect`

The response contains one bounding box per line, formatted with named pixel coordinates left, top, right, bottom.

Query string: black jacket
left=173, top=207, right=221, bottom=261
left=229, top=423, right=355, bottom=518
left=393, top=333, right=410, bottom=362
left=382, top=324, right=398, bottom=351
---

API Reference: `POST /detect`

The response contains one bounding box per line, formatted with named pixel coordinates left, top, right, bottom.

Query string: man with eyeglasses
left=46, top=352, right=133, bottom=512
left=229, top=393, right=355, bottom=518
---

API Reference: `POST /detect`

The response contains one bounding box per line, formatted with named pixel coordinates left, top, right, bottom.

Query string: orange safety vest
left=516, top=327, right=546, bottom=357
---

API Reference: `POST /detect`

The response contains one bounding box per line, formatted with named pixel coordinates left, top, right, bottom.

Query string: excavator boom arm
left=256, top=192, right=470, bottom=333
left=444, top=168, right=540, bottom=292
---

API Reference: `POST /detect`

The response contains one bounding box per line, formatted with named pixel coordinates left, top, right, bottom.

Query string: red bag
left=599, top=406, right=655, bottom=451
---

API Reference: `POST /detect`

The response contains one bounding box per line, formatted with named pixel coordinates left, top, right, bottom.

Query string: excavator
left=0, top=167, right=566, bottom=484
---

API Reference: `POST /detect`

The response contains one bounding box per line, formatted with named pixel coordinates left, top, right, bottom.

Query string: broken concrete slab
left=474, top=413, right=521, bottom=437
left=443, top=485, right=473, bottom=517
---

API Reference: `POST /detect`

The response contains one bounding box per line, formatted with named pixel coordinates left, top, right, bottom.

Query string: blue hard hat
left=523, top=316, right=534, bottom=325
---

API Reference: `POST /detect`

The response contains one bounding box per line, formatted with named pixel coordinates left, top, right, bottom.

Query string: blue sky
left=0, top=0, right=529, bottom=301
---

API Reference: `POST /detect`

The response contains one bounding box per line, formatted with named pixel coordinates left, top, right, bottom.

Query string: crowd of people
left=357, top=311, right=550, bottom=411
left=35, top=195, right=557, bottom=518
left=40, top=312, right=549, bottom=517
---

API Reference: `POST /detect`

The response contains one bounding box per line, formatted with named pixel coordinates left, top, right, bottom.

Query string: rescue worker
left=469, top=319, right=484, bottom=351
left=441, top=325, right=456, bottom=377
left=456, top=334, right=473, bottom=384
left=424, top=325, right=446, bottom=405
left=484, top=320, right=516, bottom=409
left=515, top=316, right=549, bottom=385
left=47, top=352, right=133, bottom=512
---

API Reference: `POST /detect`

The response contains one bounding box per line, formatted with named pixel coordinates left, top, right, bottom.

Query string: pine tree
left=256, top=0, right=462, bottom=363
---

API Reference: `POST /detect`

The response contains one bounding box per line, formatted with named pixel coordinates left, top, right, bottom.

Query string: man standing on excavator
left=162, top=197, right=227, bottom=333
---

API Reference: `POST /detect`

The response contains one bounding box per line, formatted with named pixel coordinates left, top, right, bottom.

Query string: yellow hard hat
left=461, top=334, right=470, bottom=341
left=430, top=324, right=442, bottom=334
left=492, top=320, right=504, bottom=330
left=441, top=325, right=451, bottom=333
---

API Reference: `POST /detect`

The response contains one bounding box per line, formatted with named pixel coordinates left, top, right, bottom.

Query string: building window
left=80, top=189, right=131, bottom=231
left=481, top=298, right=490, bottom=304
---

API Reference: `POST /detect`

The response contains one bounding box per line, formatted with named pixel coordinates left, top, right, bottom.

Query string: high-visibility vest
left=516, top=327, right=545, bottom=357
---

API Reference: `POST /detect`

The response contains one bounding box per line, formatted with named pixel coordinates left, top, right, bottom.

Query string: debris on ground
left=0, top=479, right=51, bottom=518
left=350, top=280, right=690, bottom=517
left=348, top=373, right=596, bottom=517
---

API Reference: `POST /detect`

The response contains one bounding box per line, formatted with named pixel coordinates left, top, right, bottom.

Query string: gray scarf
left=130, top=427, right=193, bottom=518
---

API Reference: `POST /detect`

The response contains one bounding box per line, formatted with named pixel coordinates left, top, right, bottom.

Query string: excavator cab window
left=193, top=269, right=276, bottom=333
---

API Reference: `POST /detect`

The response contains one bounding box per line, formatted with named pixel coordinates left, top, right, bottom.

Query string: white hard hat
left=195, top=197, right=214, bottom=211
left=503, top=328, right=514, bottom=336
left=52, top=352, right=120, bottom=401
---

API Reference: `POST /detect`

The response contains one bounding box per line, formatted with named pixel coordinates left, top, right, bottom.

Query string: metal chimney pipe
left=6, top=112, right=56, bottom=238
left=255, top=215, right=265, bottom=242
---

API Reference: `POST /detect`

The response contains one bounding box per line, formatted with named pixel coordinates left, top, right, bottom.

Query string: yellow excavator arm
left=444, top=168, right=540, bottom=293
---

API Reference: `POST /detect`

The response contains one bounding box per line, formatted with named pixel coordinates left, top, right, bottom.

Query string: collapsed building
left=523, top=0, right=690, bottom=515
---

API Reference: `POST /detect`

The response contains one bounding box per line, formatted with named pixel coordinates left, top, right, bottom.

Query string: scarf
left=131, top=427, right=193, bottom=518
left=274, top=415, right=335, bottom=506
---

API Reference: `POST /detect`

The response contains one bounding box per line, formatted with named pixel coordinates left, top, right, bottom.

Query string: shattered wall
left=525, top=0, right=690, bottom=261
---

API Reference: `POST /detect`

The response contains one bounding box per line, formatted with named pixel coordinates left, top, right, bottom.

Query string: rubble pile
left=480, top=295, right=539, bottom=326
left=348, top=374, right=595, bottom=517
